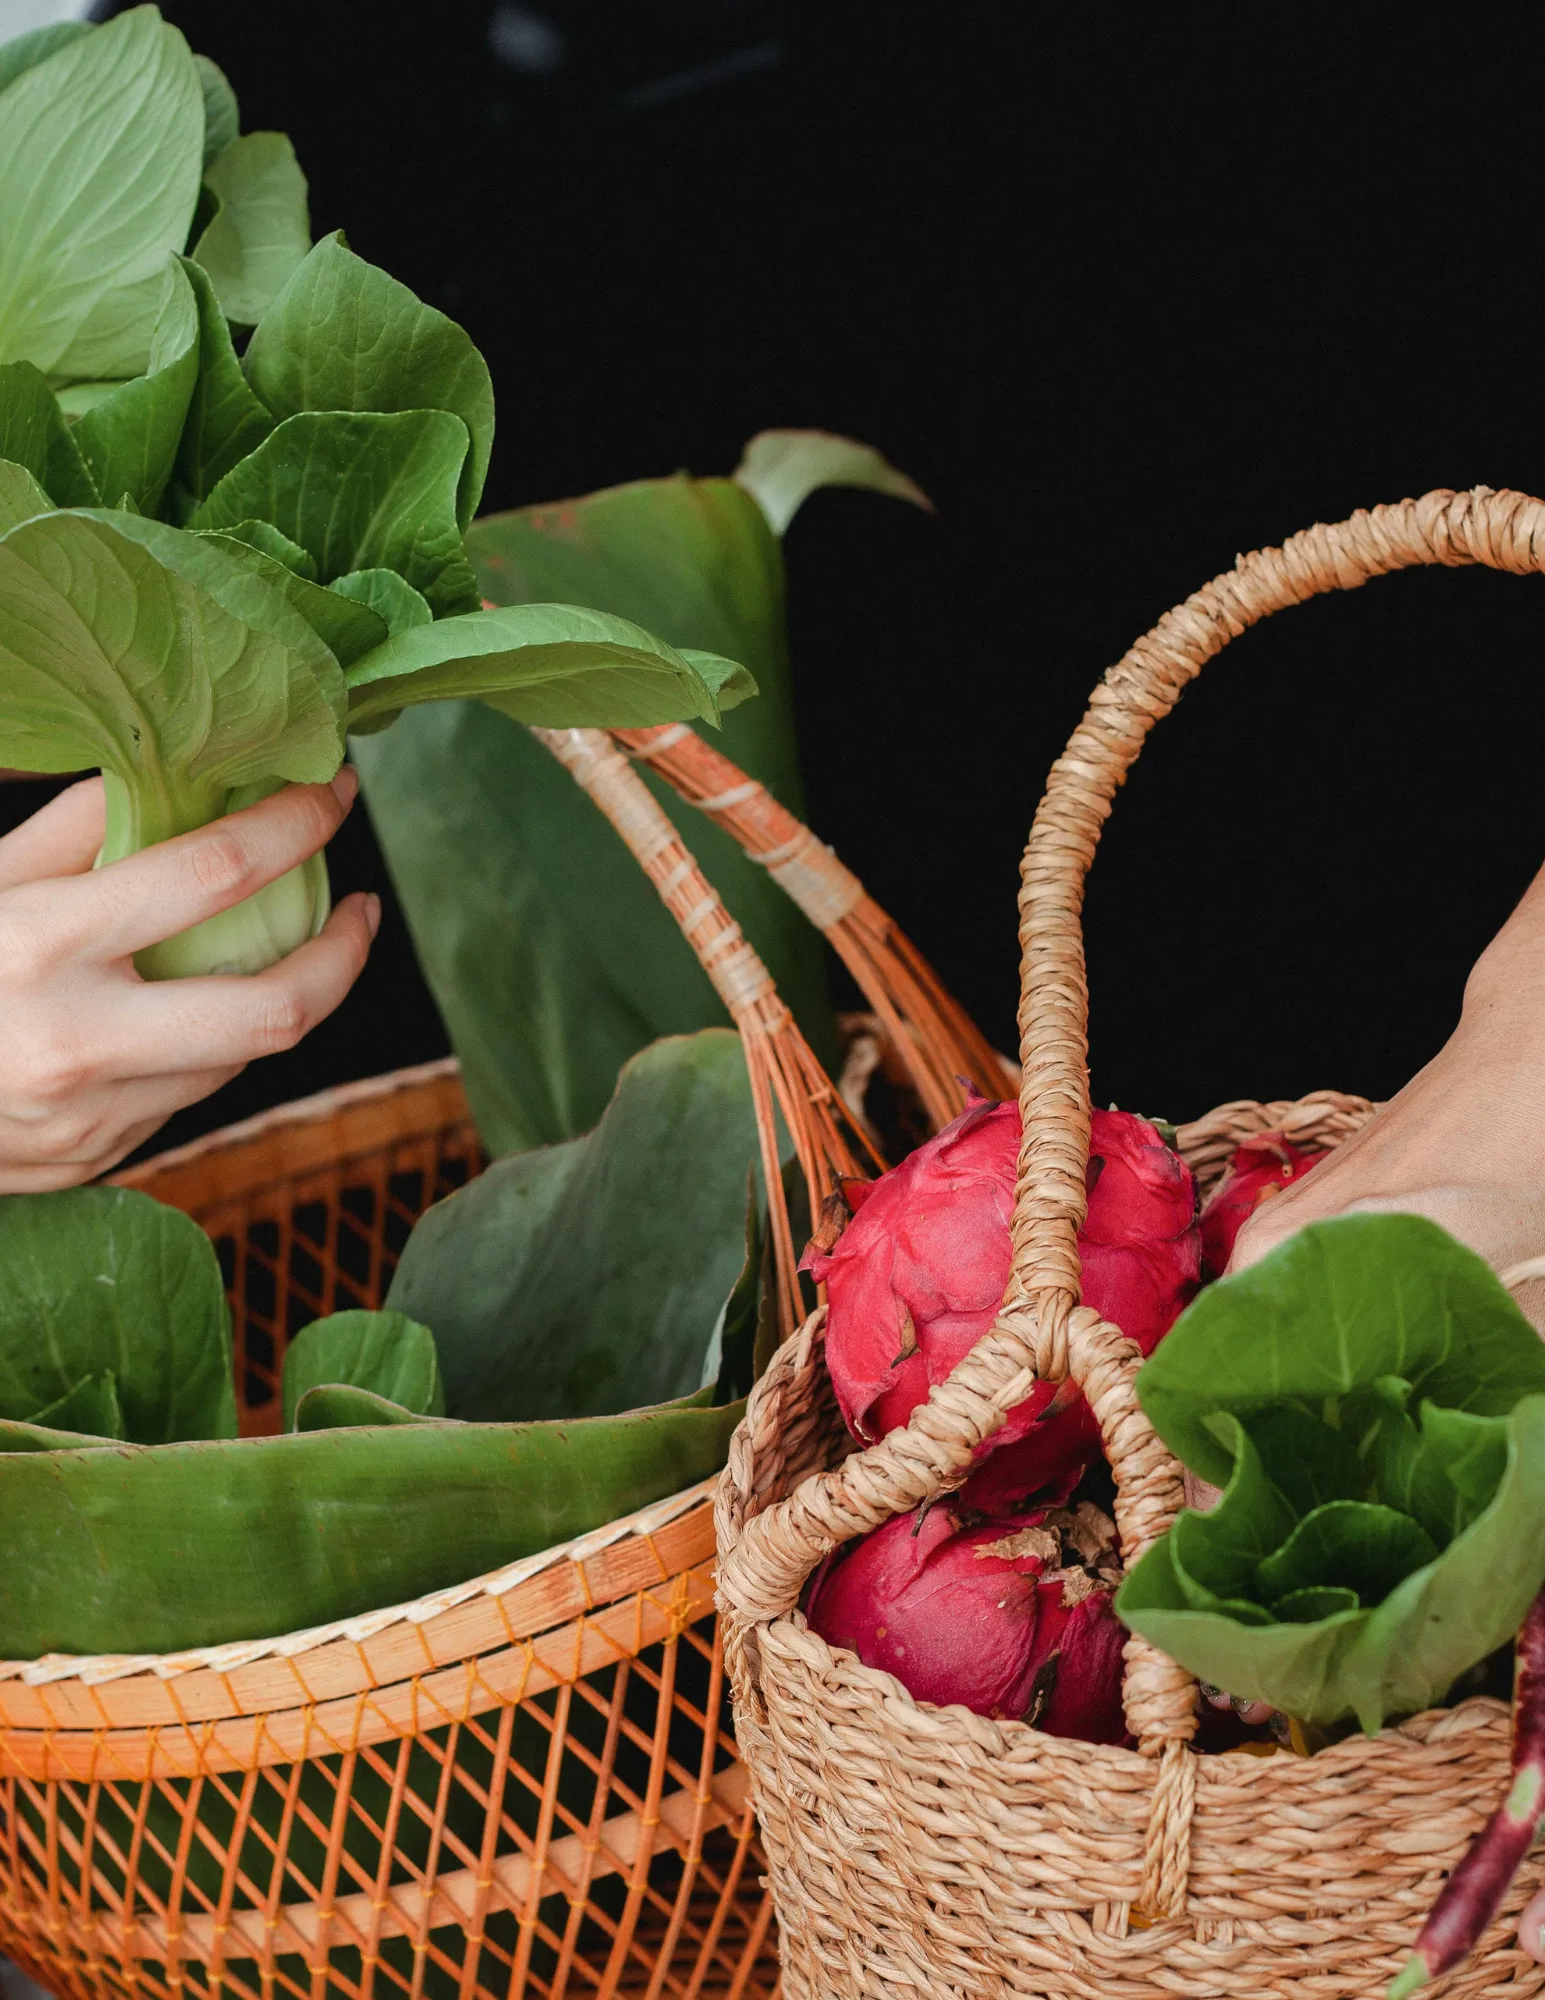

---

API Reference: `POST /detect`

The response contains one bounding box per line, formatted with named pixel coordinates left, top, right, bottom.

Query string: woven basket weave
left=715, top=486, right=1545, bottom=1998
left=0, top=1065, right=779, bottom=2000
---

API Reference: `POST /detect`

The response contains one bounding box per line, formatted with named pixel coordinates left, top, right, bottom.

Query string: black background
left=10, top=5, right=1545, bottom=1147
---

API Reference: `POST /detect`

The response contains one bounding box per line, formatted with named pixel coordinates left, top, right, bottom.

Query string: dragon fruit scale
left=805, top=1097, right=1201, bottom=1508
left=1198, top=1134, right=1324, bottom=1280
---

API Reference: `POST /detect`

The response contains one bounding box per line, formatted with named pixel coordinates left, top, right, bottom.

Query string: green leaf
left=243, top=233, right=493, bottom=525
left=193, top=52, right=239, bottom=166
left=1274, top=1586, right=1360, bottom=1623
left=293, top=1383, right=431, bottom=1431
left=72, top=257, right=199, bottom=514
left=1236, top=1401, right=1370, bottom=1518
left=187, top=529, right=388, bottom=669
left=32, top=1371, right=126, bottom=1442
left=363, top=466, right=846, bottom=1154
left=192, top=132, right=310, bottom=326
left=189, top=407, right=478, bottom=613
left=1338, top=1377, right=1472, bottom=1545
left=0, top=20, right=92, bottom=96
left=0, top=1394, right=741, bottom=1654
left=699, top=1178, right=765, bottom=1405
left=1120, top=1395, right=1545, bottom=1730
left=330, top=568, right=433, bottom=635
left=1136, top=1215, right=1545, bottom=1490
left=344, top=600, right=730, bottom=731
left=1255, top=1501, right=1438, bottom=1608
left=0, top=7, right=204, bottom=381
left=0, top=1417, right=118, bottom=1454
left=0, top=361, right=99, bottom=505
left=282, top=1310, right=444, bottom=1431
left=1168, top=1418, right=1297, bottom=1612
left=0, top=509, right=343, bottom=790
left=1420, top=1402, right=1512, bottom=1514
left=0, top=1187, right=235, bottom=1444
left=174, top=255, right=276, bottom=503
left=732, top=428, right=932, bottom=536
left=388, top=1031, right=763, bottom=1422
left=0, top=458, right=54, bottom=533
left=213, top=516, right=317, bottom=578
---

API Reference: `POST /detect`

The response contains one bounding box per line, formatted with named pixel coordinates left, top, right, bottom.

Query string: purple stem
left=1389, top=1585, right=1545, bottom=1996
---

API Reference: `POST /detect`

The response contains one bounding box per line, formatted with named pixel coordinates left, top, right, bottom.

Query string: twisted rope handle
left=718, top=485, right=1545, bottom=1742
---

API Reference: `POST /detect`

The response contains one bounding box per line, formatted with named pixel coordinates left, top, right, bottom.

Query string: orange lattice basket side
left=0, top=1063, right=779, bottom=2000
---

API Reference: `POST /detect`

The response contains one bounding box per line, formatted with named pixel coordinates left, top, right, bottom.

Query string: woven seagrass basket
left=0, top=1063, right=779, bottom=2000
left=715, top=486, right=1545, bottom=1999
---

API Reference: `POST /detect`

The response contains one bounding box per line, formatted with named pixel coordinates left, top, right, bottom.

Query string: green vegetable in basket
left=355, top=429, right=931, bottom=1152
left=388, top=1028, right=776, bottom=1420
left=1115, top=1214, right=1545, bottom=1731
left=0, top=1031, right=768, bottom=1656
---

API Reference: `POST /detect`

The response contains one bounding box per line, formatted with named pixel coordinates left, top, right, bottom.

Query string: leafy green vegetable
left=281, top=1309, right=443, bottom=1430
left=0, top=1392, right=741, bottom=1654
left=0, top=7, right=203, bottom=383
left=0, top=20, right=92, bottom=96
left=190, top=408, right=479, bottom=613
left=243, top=233, right=493, bottom=525
left=192, top=52, right=238, bottom=165
left=69, top=256, right=199, bottom=514
left=0, top=361, right=99, bottom=504
left=0, top=1187, right=235, bottom=1443
left=357, top=433, right=925, bottom=1153
left=174, top=255, right=275, bottom=502
left=388, top=1030, right=763, bottom=1420
left=190, top=131, right=310, bottom=327
left=1117, top=1215, right=1545, bottom=1730
left=0, top=497, right=744, bottom=976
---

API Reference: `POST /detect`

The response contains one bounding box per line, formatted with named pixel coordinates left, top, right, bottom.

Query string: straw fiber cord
left=717, top=487, right=1545, bottom=1993
left=534, top=725, right=872, bottom=1339
left=613, top=722, right=1007, bottom=1125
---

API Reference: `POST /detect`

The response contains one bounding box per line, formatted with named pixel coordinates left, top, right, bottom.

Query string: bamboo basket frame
left=715, top=486, right=1545, bottom=1998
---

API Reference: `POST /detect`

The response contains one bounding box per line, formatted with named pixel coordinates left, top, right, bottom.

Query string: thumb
left=0, top=778, right=106, bottom=893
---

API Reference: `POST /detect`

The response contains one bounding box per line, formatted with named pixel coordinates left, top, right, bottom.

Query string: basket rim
left=1, top=1472, right=718, bottom=1690
left=107, top=1054, right=463, bottom=1181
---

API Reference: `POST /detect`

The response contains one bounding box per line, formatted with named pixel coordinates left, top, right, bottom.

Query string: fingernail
left=365, top=892, right=382, bottom=939
left=330, top=765, right=360, bottom=808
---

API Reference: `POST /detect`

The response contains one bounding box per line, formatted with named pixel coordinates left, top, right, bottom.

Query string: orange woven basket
left=0, top=709, right=994, bottom=1999
left=0, top=1063, right=778, bottom=2000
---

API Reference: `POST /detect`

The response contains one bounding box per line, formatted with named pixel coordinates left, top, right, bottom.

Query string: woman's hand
left=1229, top=861, right=1545, bottom=1325
left=0, top=770, right=378, bottom=1192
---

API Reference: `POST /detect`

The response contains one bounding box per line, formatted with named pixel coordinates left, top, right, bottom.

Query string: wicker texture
left=716, top=487, right=1545, bottom=1997
left=0, top=1068, right=778, bottom=2000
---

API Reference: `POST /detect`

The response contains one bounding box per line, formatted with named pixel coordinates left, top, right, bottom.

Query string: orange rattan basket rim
left=108, top=1054, right=463, bottom=1180
left=0, top=1474, right=718, bottom=1688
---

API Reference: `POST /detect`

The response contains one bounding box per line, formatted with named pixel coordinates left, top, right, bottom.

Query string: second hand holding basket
left=716, top=487, right=1545, bottom=1998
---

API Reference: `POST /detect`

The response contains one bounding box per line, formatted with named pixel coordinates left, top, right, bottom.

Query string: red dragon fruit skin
left=1198, top=1136, right=1323, bottom=1280
left=804, top=1502, right=1128, bottom=1738
left=806, top=1099, right=1200, bottom=1504
left=803, top=1504, right=1049, bottom=1718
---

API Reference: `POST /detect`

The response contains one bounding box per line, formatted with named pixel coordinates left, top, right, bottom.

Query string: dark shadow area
left=8, top=5, right=1545, bottom=1148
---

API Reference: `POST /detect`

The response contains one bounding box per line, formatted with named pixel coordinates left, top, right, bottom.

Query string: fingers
left=41, top=770, right=359, bottom=963
left=109, top=892, right=380, bottom=1076
left=0, top=1066, right=245, bottom=1194
left=0, top=778, right=105, bottom=892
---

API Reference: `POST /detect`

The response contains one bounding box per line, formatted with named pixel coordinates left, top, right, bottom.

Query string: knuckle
left=188, top=829, right=258, bottom=901
left=250, top=987, right=310, bottom=1055
left=16, top=1037, right=95, bottom=1107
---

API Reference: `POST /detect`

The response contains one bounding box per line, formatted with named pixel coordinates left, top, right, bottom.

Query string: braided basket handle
left=718, top=487, right=1545, bottom=1753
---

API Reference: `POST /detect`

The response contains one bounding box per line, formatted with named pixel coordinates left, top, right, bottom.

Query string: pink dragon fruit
left=1198, top=1135, right=1323, bottom=1280
left=805, top=1098, right=1200, bottom=1508
left=804, top=1498, right=1128, bottom=1741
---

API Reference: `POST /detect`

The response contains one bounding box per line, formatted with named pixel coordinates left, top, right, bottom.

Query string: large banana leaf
left=353, top=431, right=929, bottom=1155
left=388, top=1029, right=764, bottom=1421
left=0, top=1393, right=738, bottom=1656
